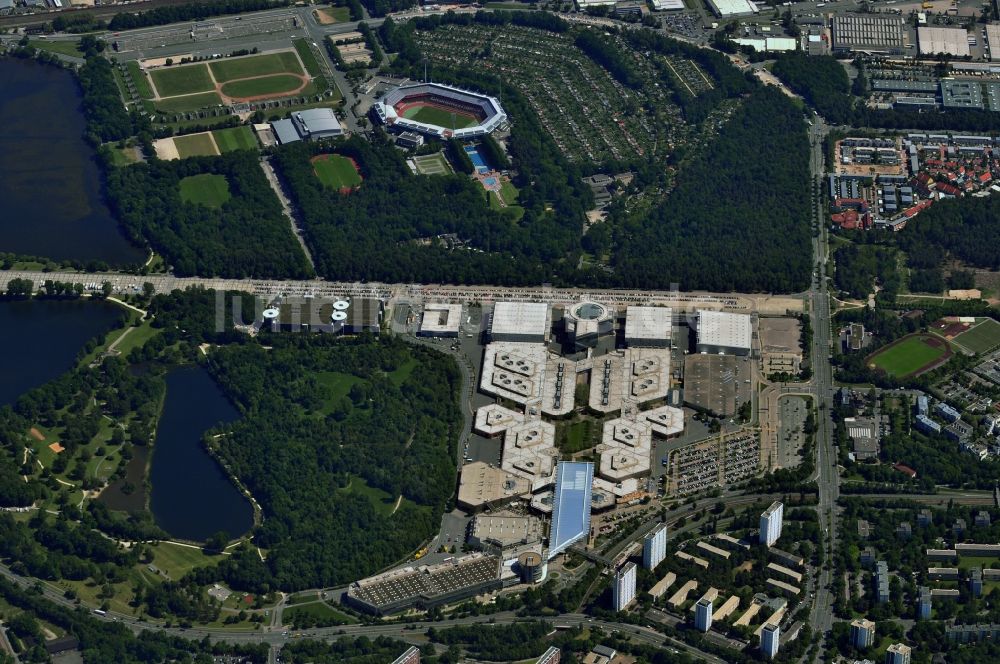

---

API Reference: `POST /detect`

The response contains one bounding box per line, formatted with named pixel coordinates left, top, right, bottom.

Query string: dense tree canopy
left=104, top=152, right=312, bottom=278
left=107, top=0, right=290, bottom=30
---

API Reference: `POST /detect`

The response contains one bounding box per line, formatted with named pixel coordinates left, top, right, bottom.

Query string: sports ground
left=867, top=333, right=952, bottom=378
left=311, top=154, right=362, bottom=192
left=398, top=102, right=479, bottom=129
left=952, top=318, right=1000, bottom=355
left=179, top=173, right=231, bottom=208
left=155, top=126, right=258, bottom=160
left=145, top=50, right=310, bottom=110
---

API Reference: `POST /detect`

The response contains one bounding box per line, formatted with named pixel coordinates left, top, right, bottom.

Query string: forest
left=896, top=195, right=1000, bottom=270
left=103, top=151, right=313, bottom=278
left=833, top=244, right=901, bottom=300
left=183, top=333, right=463, bottom=590
left=612, top=87, right=813, bottom=292
left=78, top=56, right=136, bottom=145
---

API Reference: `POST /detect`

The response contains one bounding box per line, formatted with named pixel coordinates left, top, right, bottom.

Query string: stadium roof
left=918, top=27, right=971, bottom=57
left=548, top=462, right=594, bottom=560
left=697, top=310, right=752, bottom=351
left=491, top=302, right=550, bottom=339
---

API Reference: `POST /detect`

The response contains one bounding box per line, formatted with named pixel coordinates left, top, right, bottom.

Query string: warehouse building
left=625, top=306, right=672, bottom=348
left=457, top=462, right=530, bottom=512
left=345, top=297, right=383, bottom=335
left=468, top=514, right=543, bottom=549
left=268, top=297, right=343, bottom=333
left=419, top=303, right=463, bottom=337
left=831, top=15, right=906, bottom=54
left=941, top=80, right=984, bottom=110
left=707, top=0, right=758, bottom=17
left=987, top=24, right=1000, bottom=61
left=697, top=310, right=753, bottom=356
left=346, top=552, right=503, bottom=614
left=918, top=27, right=971, bottom=58
left=490, top=302, right=551, bottom=343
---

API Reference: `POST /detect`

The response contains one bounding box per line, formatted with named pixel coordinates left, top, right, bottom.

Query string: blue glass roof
left=548, top=462, right=594, bottom=560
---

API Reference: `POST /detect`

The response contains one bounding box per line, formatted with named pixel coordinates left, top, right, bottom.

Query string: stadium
left=372, top=82, right=507, bottom=139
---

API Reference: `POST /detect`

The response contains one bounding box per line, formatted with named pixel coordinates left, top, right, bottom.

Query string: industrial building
left=941, top=80, right=984, bottom=110
left=267, top=297, right=345, bottom=333
left=694, top=598, right=713, bottom=631
left=831, top=15, right=906, bottom=54
left=651, top=0, right=685, bottom=8
left=270, top=108, right=344, bottom=145
left=851, top=618, right=876, bottom=649
left=706, top=0, right=758, bottom=17
left=760, top=501, right=784, bottom=547
left=613, top=562, right=637, bottom=611
left=419, top=303, right=462, bottom=337
left=345, top=553, right=502, bottom=615
left=490, top=302, right=551, bottom=343
left=467, top=514, right=543, bottom=550
left=548, top=462, right=594, bottom=559
left=697, top=310, right=753, bottom=356
left=643, top=523, right=668, bottom=570
left=563, top=301, right=613, bottom=348
left=918, top=27, right=971, bottom=58
left=625, top=306, right=672, bottom=348
left=987, top=24, right=1000, bottom=61
left=761, top=623, right=780, bottom=659
left=344, top=298, right=383, bottom=335
left=456, top=461, right=530, bottom=512
left=846, top=417, right=880, bottom=461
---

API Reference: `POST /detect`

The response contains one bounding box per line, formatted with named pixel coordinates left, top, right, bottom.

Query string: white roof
left=625, top=306, right=672, bottom=342
left=707, top=0, right=757, bottom=16
left=420, top=303, right=462, bottom=335
left=491, top=302, right=550, bottom=338
left=918, top=26, right=971, bottom=57
left=697, top=310, right=752, bottom=350
left=651, top=0, right=685, bottom=8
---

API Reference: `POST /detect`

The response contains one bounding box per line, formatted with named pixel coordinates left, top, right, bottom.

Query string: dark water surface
left=148, top=366, right=253, bottom=542
left=0, top=299, right=122, bottom=405
left=0, top=58, right=144, bottom=265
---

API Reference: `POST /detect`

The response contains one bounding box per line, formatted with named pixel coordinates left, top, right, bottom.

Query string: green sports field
left=220, top=74, right=304, bottom=99
left=212, top=126, right=258, bottom=153
left=953, top=318, right=1000, bottom=355
left=401, top=104, right=479, bottom=129
left=126, top=61, right=155, bottom=99
left=179, top=173, right=230, bottom=208
left=153, top=91, right=224, bottom=113
left=149, top=64, right=215, bottom=97
left=312, top=154, right=362, bottom=190
left=173, top=133, right=219, bottom=159
left=868, top=334, right=951, bottom=378
left=209, top=51, right=303, bottom=82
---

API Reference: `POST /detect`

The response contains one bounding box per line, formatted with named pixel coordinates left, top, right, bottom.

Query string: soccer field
left=179, top=174, right=231, bottom=208
left=401, top=104, right=479, bottom=129
left=150, top=64, right=215, bottom=97
left=172, top=133, right=219, bottom=159
left=221, top=74, right=304, bottom=99
left=868, top=334, right=950, bottom=378
left=209, top=51, right=303, bottom=82
left=953, top=318, right=1000, bottom=355
left=312, top=154, right=362, bottom=190
left=212, top=126, right=258, bottom=153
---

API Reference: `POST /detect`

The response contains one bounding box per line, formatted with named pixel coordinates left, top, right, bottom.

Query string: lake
left=0, top=299, right=123, bottom=405
left=0, top=58, right=144, bottom=265
left=148, top=366, right=253, bottom=542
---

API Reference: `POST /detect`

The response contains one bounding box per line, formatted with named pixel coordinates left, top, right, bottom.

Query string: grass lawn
left=153, top=91, right=224, bottom=113
left=402, top=104, right=479, bottom=129
left=388, top=358, right=417, bottom=387
left=412, top=152, right=452, bottom=176
left=212, top=126, right=258, bottom=153
left=284, top=601, right=357, bottom=625
left=954, top=318, right=1000, bottom=355
left=221, top=74, right=303, bottom=99
left=150, top=63, right=215, bottom=97
left=179, top=173, right=231, bottom=208
left=337, top=475, right=397, bottom=516
left=498, top=179, right=519, bottom=205
left=312, top=154, right=362, bottom=190
left=114, top=321, right=161, bottom=358
left=317, top=6, right=351, bottom=22
left=150, top=541, right=221, bottom=579
left=488, top=191, right=525, bottom=222
left=316, top=371, right=362, bottom=414
left=560, top=420, right=594, bottom=454
left=868, top=334, right=949, bottom=378
left=957, top=555, right=1000, bottom=571
left=29, top=39, right=82, bottom=57
left=108, top=146, right=141, bottom=167
left=293, top=38, right=324, bottom=77
left=209, top=51, right=303, bottom=82
left=173, top=133, right=220, bottom=159
left=126, top=60, right=155, bottom=99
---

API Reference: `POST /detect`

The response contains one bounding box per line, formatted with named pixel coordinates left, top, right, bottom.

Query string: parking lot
left=665, top=431, right=759, bottom=495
